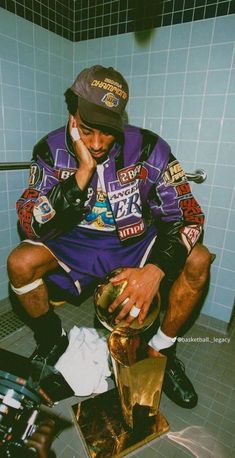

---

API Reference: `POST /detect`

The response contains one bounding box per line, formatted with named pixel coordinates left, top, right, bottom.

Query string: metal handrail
left=186, top=169, right=207, bottom=183
left=0, top=162, right=207, bottom=183
left=0, top=162, right=30, bottom=170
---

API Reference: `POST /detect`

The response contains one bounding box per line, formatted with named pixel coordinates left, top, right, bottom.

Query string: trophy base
left=72, top=388, right=169, bottom=458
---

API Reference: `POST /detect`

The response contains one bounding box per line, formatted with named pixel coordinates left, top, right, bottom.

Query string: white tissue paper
left=55, top=326, right=111, bottom=396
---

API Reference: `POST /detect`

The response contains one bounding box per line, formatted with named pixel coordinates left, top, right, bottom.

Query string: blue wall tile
left=221, top=249, right=235, bottom=270
left=162, top=118, right=180, bottom=140
left=35, top=48, right=50, bottom=73
left=130, top=76, right=148, bottom=97
left=221, top=120, right=235, bottom=142
left=149, top=51, right=168, bottom=74
left=213, top=166, right=235, bottom=189
left=145, top=97, right=163, bottom=118
left=224, top=94, right=235, bottom=118
left=165, top=73, right=185, bottom=95
left=190, top=19, right=213, bottom=46
left=224, top=230, right=235, bottom=251
left=182, top=95, right=202, bottom=118
left=228, top=68, right=235, bottom=92
left=170, top=22, right=191, bottom=49
left=207, top=207, right=231, bottom=229
left=0, top=212, right=9, bottom=231
left=203, top=95, right=225, bottom=118
left=132, top=53, right=149, bottom=75
left=204, top=226, right=225, bottom=249
left=20, top=89, right=36, bottom=111
left=209, top=43, right=234, bottom=70
left=184, top=71, right=206, bottom=95
left=2, top=86, right=20, bottom=109
left=217, top=268, right=235, bottom=290
left=213, top=15, right=235, bottom=44
left=1, top=61, right=19, bottom=86
left=211, top=186, right=233, bottom=208
left=150, top=27, right=170, bottom=51
left=16, top=16, right=34, bottom=45
left=19, top=66, right=35, bottom=90
left=188, top=46, right=210, bottom=71
left=168, top=49, right=188, bottom=73
left=147, top=75, right=166, bottom=96
left=0, top=8, right=17, bottom=38
left=228, top=210, right=235, bottom=231
left=116, top=55, right=132, bottom=77
left=205, top=70, right=230, bottom=94
left=199, top=119, right=221, bottom=142
left=18, top=43, right=35, bottom=68
left=163, top=96, right=182, bottom=118
left=0, top=36, right=18, bottom=62
left=179, top=118, right=200, bottom=140
left=0, top=173, right=7, bottom=192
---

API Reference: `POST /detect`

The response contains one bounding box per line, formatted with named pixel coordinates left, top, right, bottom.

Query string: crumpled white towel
left=55, top=326, right=111, bottom=396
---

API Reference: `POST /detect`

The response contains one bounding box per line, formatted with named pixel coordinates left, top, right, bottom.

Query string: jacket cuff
left=147, top=245, right=188, bottom=282
left=61, top=173, right=87, bottom=206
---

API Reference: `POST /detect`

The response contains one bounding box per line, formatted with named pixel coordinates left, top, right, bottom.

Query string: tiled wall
left=0, top=7, right=235, bottom=326
left=0, top=8, right=73, bottom=298
left=74, top=0, right=235, bottom=41
left=0, top=0, right=74, bottom=41
left=0, top=0, right=235, bottom=41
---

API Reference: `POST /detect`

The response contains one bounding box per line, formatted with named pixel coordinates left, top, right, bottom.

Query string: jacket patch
left=117, top=163, right=148, bottom=185
left=33, top=196, right=56, bottom=224
left=180, top=197, right=204, bottom=224
left=118, top=220, right=145, bottom=240
left=54, top=168, right=76, bottom=181
left=180, top=225, right=202, bottom=252
left=28, top=162, right=41, bottom=187
left=109, top=182, right=142, bottom=220
left=163, top=160, right=186, bottom=186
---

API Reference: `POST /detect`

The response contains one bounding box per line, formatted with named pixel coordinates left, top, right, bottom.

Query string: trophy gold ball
left=94, top=268, right=160, bottom=333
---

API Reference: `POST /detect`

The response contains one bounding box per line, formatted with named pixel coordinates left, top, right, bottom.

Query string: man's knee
left=185, top=244, right=212, bottom=283
left=7, top=243, right=57, bottom=286
left=7, top=245, right=32, bottom=279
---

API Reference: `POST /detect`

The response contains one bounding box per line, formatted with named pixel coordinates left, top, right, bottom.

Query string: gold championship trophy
left=72, top=269, right=169, bottom=457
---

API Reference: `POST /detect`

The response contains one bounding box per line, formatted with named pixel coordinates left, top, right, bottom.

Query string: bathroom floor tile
left=0, top=296, right=234, bottom=458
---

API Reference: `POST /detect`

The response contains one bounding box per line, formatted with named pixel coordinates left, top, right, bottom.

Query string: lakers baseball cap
left=70, top=65, right=129, bottom=133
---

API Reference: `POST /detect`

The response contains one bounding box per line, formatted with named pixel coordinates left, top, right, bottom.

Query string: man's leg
left=7, top=243, right=68, bottom=365
left=148, top=244, right=212, bottom=408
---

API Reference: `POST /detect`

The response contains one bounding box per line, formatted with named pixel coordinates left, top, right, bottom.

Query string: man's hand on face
left=69, top=115, right=97, bottom=172
left=108, top=264, right=165, bottom=326
left=69, top=115, right=96, bottom=190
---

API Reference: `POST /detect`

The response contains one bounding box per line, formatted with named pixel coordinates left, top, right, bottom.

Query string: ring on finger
left=129, top=305, right=140, bottom=318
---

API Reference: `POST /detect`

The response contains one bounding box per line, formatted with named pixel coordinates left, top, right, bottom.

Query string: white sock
left=148, top=327, right=177, bottom=351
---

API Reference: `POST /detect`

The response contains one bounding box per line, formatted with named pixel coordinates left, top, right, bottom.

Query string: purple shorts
left=26, top=226, right=158, bottom=297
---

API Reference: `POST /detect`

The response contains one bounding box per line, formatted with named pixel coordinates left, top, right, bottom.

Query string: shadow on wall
left=133, top=0, right=162, bottom=44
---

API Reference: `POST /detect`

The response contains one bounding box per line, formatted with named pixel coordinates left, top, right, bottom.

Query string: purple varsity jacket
left=16, top=124, right=205, bottom=280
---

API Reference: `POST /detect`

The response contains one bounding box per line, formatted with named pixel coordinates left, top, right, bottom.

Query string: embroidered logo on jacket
left=117, top=163, right=148, bottom=185
left=118, top=220, right=145, bottom=240
left=54, top=168, right=76, bottom=181
left=33, top=196, right=56, bottom=224
left=163, top=160, right=186, bottom=186
left=180, top=225, right=202, bottom=253
left=28, top=163, right=41, bottom=187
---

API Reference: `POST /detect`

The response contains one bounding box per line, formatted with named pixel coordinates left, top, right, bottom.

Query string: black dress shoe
left=30, top=332, right=69, bottom=367
left=162, top=353, right=198, bottom=409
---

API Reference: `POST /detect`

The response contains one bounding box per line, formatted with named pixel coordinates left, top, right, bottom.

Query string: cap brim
left=77, top=96, right=124, bottom=133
